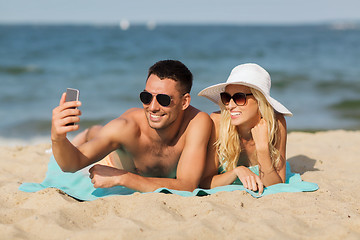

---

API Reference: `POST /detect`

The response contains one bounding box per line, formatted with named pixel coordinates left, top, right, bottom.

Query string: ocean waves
left=1, top=24, right=360, bottom=138
left=0, top=65, right=44, bottom=75
left=330, top=99, right=360, bottom=120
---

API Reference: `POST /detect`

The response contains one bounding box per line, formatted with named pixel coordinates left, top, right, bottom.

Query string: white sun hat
left=198, top=63, right=292, bottom=116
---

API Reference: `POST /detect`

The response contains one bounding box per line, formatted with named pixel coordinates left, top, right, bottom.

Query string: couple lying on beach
left=52, top=60, right=292, bottom=195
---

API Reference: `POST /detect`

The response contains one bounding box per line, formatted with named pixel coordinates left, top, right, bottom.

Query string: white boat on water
left=146, top=20, right=156, bottom=30
left=120, top=19, right=130, bottom=30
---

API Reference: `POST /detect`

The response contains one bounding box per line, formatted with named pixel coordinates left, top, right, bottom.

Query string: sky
left=0, top=0, right=359, bottom=25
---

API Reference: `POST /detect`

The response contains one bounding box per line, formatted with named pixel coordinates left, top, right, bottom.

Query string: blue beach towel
left=19, top=155, right=318, bottom=201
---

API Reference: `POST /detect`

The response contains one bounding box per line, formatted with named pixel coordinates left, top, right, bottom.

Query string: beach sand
left=1, top=130, right=360, bottom=239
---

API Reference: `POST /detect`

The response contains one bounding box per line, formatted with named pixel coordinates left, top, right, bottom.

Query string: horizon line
left=1, top=19, right=359, bottom=27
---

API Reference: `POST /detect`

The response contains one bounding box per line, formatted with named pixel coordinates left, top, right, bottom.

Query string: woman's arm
left=199, top=112, right=264, bottom=194
left=251, top=115, right=287, bottom=186
left=200, top=133, right=264, bottom=193
left=208, top=166, right=264, bottom=194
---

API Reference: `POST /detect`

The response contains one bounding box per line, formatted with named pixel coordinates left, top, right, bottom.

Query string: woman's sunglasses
left=220, top=92, right=253, bottom=106
left=140, top=91, right=172, bottom=107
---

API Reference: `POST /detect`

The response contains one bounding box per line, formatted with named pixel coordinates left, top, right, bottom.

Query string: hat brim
left=198, top=82, right=293, bottom=117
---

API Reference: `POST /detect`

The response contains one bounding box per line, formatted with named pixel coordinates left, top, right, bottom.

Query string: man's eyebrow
left=143, top=89, right=174, bottom=96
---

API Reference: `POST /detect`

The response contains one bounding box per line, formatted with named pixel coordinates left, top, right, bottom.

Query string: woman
left=198, top=63, right=292, bottom=194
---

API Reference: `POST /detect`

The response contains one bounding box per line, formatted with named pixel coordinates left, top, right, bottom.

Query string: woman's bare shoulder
left=276, top=113, right=287, bottom=130
left=210, top=111, right=221, bottom=125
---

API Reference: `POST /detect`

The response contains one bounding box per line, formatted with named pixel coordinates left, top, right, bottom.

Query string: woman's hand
left=233, top=166, right=264, bottom=195
left=251, top=118, right=269, bottom=152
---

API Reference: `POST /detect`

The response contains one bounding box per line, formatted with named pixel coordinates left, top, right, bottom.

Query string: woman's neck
left=236, top=124, right=253, bottom=140
left=236, top=114, right=262, bottom=140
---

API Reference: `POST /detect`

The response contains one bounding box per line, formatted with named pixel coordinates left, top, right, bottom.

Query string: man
left=51, top=60, right=212, bottom=192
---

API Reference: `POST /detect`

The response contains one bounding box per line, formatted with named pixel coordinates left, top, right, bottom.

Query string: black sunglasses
left=220, top=92, right=253, bottom=106
left=140, top=91, right=172, bottom=107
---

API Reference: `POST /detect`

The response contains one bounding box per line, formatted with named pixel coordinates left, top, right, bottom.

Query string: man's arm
left=51, top=93, right=137, bottom=172
left=157, top=111, right=212, bottom=190
left=52, top=119, right=130, bottom=172
left=89, top=111, right=213, bottom=192
left=51, top=92, right=88, bottom=172
left=198, top=114, right=219, bottom=189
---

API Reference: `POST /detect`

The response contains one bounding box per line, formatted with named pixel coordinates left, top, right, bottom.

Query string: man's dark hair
left=147, top=60, right=193, bottom=94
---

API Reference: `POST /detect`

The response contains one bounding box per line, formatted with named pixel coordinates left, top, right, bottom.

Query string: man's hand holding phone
left=51, top=88, right=81, bottom=142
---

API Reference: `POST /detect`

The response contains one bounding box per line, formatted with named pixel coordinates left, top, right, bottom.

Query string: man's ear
left=182, top=93, right=191, bottom=110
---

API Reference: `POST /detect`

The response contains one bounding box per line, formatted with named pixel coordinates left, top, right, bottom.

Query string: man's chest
left=130, top=141, right=184, bottom=177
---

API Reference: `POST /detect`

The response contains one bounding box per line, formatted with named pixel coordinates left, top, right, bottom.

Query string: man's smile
left=149, top=113, right=165, bottom=122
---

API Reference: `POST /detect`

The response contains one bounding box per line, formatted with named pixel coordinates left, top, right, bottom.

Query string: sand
left=1, top=130, right=360, bottom=240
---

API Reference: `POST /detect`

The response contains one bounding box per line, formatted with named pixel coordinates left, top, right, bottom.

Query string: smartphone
left=65, top=88, right=80, bottom=126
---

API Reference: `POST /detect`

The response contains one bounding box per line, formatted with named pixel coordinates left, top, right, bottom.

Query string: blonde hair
left=216, top=88, right=281, bottom=172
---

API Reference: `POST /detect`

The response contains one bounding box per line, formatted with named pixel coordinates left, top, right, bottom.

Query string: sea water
left=0, top=24, right=359, bottom=142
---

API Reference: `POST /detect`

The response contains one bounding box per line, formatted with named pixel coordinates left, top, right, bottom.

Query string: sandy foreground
left=0, top=130, right=359, bottom=240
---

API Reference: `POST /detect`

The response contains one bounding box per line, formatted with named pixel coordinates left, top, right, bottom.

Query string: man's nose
left=148, top=96, right=160, bottom=111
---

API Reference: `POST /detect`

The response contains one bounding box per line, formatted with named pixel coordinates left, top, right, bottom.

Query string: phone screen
left=65, top=88, right=79, bottom=102
left=65, top=88, right=80, bottom=126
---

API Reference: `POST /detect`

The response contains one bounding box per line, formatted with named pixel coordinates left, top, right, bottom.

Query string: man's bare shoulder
left=120, top=108, right=144, bottom=118
left=103, top=108, right=144, bottom=141
left=113, top=108, right=144, bottom=126
left=185, top=105, right=211, bottom=125
left=184, top=106, right=213, bottom=137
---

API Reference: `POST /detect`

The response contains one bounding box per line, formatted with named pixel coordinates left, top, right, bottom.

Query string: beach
left=1, top=130, right=359, bottom=239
